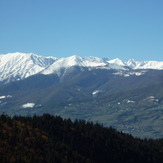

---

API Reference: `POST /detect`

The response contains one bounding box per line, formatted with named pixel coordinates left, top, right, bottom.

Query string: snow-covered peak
left=125, top=59, right=163, bottom=70
left=42, top=56, right=108, bottom=75
left=0, top=52, right=56, bottom=83
left=108, top=58, right=125, bottom=66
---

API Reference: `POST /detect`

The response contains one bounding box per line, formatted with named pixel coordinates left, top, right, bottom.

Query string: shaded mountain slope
left=0, top=67, right=163, bottom=107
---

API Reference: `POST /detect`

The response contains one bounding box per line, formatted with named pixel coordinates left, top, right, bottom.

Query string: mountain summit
left=0, top=52, right=56, bottom=84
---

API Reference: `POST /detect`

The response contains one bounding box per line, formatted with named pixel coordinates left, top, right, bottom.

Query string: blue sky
left=0, top=0, right=163, bottom=61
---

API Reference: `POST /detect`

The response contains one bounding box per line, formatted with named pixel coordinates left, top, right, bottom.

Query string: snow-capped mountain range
left=0, top=52, right=163, bottom=138
left=0, top=52, right=163, bottom=84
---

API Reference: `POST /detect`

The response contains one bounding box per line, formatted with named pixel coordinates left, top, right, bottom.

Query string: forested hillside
left=0, top=114, right=163, bottom=163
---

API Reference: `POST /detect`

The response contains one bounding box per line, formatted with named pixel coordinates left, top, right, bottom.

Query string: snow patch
left=22, top=103, right=35, bottom=108
left=147, top=96, right=155, bottom=99
left=145, top=96, right=159, bottom=103
left=126, top=100, right=135, bottom=103
left=0, top=95, right=12, bottom=99
left=0, top=96, right=6, bottom=99
left=92, top=90, right=103, bottom=97
left=113, top=71, right=146, bottom=77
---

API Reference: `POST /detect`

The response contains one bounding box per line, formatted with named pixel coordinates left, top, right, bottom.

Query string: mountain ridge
left=0, top=52, right=163, bottom=85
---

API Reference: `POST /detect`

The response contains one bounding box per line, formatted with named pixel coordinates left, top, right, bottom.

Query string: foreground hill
left=0, top=114, right=163, bottom=163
